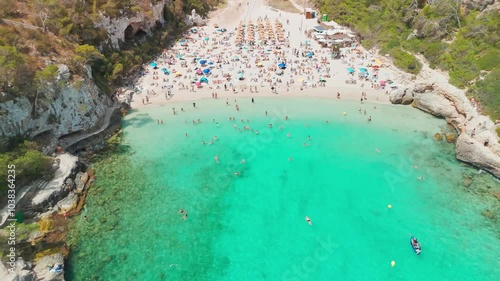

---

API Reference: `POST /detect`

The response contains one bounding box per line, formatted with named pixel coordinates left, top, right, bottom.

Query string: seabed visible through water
left=67, top=97, right=500, bottom=281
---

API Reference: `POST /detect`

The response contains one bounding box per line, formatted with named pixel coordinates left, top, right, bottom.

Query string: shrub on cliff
left=0, top=141, right=53, bottom=198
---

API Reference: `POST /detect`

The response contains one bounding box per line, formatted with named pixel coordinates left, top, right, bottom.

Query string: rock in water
left=456, top=134, right=500, bottom=178
left=445, top=133, right=456, bottom=143
left=433, top=133, right=443, bottom=141
left=463, top=177, right=473, bottom=187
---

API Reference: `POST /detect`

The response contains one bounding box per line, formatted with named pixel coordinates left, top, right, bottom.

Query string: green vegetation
left=0, top=141, right=53, bottom=197
left=314, top=0, right=500, bottom=120
left=0, top=0, right=220, bottom=96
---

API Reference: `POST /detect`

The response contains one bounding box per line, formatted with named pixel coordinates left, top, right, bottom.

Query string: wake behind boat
left=410, top=236, right=422, bottom=255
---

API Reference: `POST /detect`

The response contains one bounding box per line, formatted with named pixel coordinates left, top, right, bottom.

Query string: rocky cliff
left=96, top=0, right=169, bottom=49
left=0, top=65, right=112, bottom=153
left=388, top=56, right=500, bottom=178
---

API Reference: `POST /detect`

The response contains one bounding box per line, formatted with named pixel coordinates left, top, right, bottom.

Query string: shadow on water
left=123, top=113, right=155, bottom=128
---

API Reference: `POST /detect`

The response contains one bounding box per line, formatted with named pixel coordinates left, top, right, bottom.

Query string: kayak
left=410, top=236, right=422, bottom=255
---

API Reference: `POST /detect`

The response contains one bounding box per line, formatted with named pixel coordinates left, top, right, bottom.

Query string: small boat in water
left=410, top=236, right=422, bottom=255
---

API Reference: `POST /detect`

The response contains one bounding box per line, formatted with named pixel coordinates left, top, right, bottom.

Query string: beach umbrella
left=347, top=67, right=355, bottom=73
left=195, top=82, right=202, bottom=87
left=200, top=77, right=209, bottom=83
left=176, top=72, right=182, bottom=76
left=360, top=68, right=368, bottom=72
left=278, top=62, right=286, bottom=69
left=380, top=80, right=386, bottom=86
left=200, top=59, right=207, bottom=65
left=204, top=37, right=210, bottom=41
left=196, top=69, right=203, bottom=75
left=372, top=65, right=380, bottom=69
left=203, top=68, right=211, bottom=74
left=149, top=62, right=158, bottom=67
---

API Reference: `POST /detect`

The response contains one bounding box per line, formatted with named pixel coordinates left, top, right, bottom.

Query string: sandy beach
left=123, top=0, right=403, bottom=109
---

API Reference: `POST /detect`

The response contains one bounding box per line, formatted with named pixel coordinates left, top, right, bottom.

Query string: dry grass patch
left=266, top=0, right=301, bottom=13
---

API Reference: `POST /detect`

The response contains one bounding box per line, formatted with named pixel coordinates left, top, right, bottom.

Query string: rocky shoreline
left=1, top=3, right=499, bottom=281
left=387, top=55, right=500, bottom=178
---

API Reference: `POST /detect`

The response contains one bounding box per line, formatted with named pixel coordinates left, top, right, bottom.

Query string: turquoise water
left=67, top=97, right=500, bottom=281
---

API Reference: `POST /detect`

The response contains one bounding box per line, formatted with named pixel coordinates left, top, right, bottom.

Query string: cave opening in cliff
left=124, top=25, right=148, bottom=40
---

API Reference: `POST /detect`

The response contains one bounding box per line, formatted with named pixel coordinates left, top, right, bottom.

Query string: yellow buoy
left=391, top=261, right=396, bottom=267
left=343, top=112, right=346, bottom=115
left=388, top=204, right=392, bottom=209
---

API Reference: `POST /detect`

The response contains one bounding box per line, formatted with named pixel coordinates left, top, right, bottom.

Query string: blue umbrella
left=177, top=54, right=183, bottom=59
left=307, top=52, right=313, bottom=58
left=208, top=62, right=214, bottom=65
left=200, top=77, right=209, bottom=83
left=278, top=63, right=286, bottom=69
left=347, top=67, right=354, bottom=73
left=200, top=60, right=207, bottom=65
left=360, top=68, right=368, bottom=72
left=204, top=37, right=210, bottom=41
left=161, top=68, right=167, bottom=72
left=149, top=62, right=157, bottom=67
left=203, top=68, right=210, bottom=74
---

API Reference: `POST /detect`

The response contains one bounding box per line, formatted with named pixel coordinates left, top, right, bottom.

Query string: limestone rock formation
left=33, top=254, right=65, bottom=281
left=184, top=9, right=207, bottom=26
left=0, top=258, right=36, bottom=281
left=0, top=65, right=112, bottom=152
left=456, top=134, right=500, bottom=178
left=412, top=91, right=466, bottom=127
left=389, top=88, right=414, bottom=105
left=95, top=0, right=168, bottom=49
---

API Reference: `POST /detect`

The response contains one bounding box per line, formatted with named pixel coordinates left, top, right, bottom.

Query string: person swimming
left=305, top=216, right=312, bottom=225
left=214, top=155, right=219, bottom=163
left=375, top=148, right=381, bottom=153
left=240, top=158, right=246, bottom=164
left=202, top=140, right=206, bottom=145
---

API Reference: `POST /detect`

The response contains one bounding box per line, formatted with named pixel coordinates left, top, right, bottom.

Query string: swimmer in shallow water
left=417, top=176, right=425, bottom=181
left=305, top=216, right=312, bottom=225
left=288, top=157, right=293, bottom=161
left=214, top=155, right=219, bottom=164
left=375, top=148, right=381, bottom=153
left=240, top=158, right=246, bottom=164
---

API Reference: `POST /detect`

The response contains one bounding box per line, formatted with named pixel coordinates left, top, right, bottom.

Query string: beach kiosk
left=305, top=8, right=314, bottom=19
